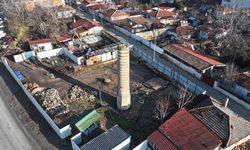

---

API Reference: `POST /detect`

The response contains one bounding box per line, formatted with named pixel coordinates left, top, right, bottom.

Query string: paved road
left=0, top=64, right=40, bottom=150
left=76, top=10, right=250, bottom=121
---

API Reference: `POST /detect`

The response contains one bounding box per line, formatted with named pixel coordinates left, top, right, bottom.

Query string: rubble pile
left=35, top=88, right=68, bottom=116
left=68, top=85, right=95, bottom=102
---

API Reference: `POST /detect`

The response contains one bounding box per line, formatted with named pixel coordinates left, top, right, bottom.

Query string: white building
left=29, top=39, right=53, bottom=52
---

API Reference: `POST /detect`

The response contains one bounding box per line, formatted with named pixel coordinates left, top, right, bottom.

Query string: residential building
left=163, top=44, right=225, bottom=80
left=101, top=8, right=129, bottom=22
left=71, top=19, right=103, bottom=36
left=221, top=0, right=250, bottom=8
left=115, top=15, right=152, bottom=33
left=176, top=25, right=194, bottom=40
left=146, top=9, right=176, bottom=25
left=28, top=39, right=53, bottom=52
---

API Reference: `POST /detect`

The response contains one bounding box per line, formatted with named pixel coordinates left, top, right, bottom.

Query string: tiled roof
left=103, top=8, right=117, bottom=17
left=57, top=34, right=71, bottom=42
left=158, top=108, right=222, bottom=150
left=71, top=19, right=101, bottom=30
left=129, top=16, right=151, bottom=25
left=177, top=25, right=193, bottom=32
left=103, top=8, right=128, bottom=18
left=87, top=3, right=105, bottom=10
left=148, top=130, right=178, bottom=150
left=164, top=44, right=225, bottom=71
left=149, top=9, right=175, bottom=18
left=29, top=38, right=52, bottom=45
left=80, top=125, right=130, bottom=150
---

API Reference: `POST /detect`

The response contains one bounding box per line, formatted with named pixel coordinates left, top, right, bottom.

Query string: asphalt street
left=0, top=63, right=40, bottom=150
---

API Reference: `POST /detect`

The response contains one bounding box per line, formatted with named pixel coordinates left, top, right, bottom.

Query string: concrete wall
left=233, top=84, right=250, bottom=103
left=13, top=51, right=36, bottom=62
left=2, top=57, right=72, bottom=139
left=71, top=133, right=82, bottom=150
left=132, top=47, right=206, bottom=95
left=133, top=140, right=148, bottom=150
left=213, top=81, right=250, bottom=110
left=36, top=48, right=64, bottom=59
left=30, top=42, right=53, bottom=52
left=63, top=48, right=82, bottom=65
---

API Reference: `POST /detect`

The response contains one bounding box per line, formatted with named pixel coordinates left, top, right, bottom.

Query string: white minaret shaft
left=117, top=44, right=131, bottom=110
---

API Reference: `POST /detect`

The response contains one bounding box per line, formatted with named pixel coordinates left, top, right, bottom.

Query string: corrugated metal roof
left=80, top=125, right=130, bottom=150
left=186, top=95, right=230, bottom=147
left=158, top=108, right=221, bottom=150
left=75, top=110, right=100, bottom=132
left=148, top=130, right=178, bottom=150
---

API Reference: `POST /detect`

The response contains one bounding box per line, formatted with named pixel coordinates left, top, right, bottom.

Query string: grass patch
left=105, top=110, right=148, bottom=147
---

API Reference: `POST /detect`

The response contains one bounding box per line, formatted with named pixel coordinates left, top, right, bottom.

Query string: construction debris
left=35, top=88, right=68, bottom=116
left=68, top=85, right=95, bottom=102
left=24, top=82, right=39, bottom=92
left=143, top=77, right=169, bottom=91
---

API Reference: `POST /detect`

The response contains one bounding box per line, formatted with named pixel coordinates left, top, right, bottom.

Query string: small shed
left=75, top=110, right=100, bottom=132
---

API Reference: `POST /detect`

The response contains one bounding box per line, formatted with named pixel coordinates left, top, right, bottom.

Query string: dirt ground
left=8, top=54, right=180, bottom=148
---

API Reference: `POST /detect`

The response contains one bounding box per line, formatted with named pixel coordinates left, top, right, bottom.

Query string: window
left=247, top=92, right=250, bottom=97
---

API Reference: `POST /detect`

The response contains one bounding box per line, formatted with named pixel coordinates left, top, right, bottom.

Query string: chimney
left=117, top=44, right=131, bottom=110
left=224, top=98, right=229, bottom=107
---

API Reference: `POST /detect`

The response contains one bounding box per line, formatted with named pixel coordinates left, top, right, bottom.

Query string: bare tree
left=222, top=63, right=238, bottom=86
left=177, top=86, right=194, bottom=109
left=1, top=0, right=68, bottom=45
left=211, top=5, right=250, bottom=61
left=154, top=95, right=171, bottom=122
left=224, top=63, right=238, bottom=80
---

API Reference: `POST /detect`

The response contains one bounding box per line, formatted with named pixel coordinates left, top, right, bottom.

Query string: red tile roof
left=177, top=25, right=193, bottom=32
left=29, top=38, right=52, bottom=45
left=103, top=8, right=117, bottom=17
left=158, top=108, right=222, bottom=150
left=103, top=8, right=128, bottom=18
left=87, top=3, right=105, bottom=10
left=71, top=19, right=101, bottom=30
left=150, top=9, right=175, bottom=18
left=148, top=130, right=178, bottom=150
left=57, top=34, right=72, bottom=42
left=158, top=6, right=175, bottom=11
left=129, top=16, right=151, bottom=26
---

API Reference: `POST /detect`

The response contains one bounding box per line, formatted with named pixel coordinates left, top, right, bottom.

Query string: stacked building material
left=68, top=85, right=95, bottom=102
left=35, top=88, right=68, bottom=116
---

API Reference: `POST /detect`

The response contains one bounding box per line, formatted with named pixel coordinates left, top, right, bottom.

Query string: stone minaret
left=117, top=44, right=131, bottom=110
